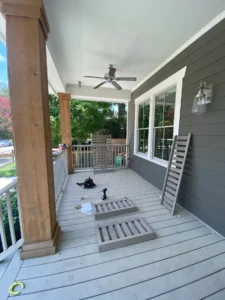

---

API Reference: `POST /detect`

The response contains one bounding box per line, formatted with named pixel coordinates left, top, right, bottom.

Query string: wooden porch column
left=0, top=0, right=60, bottom=259
left=57, top=93, right=74, bottom=174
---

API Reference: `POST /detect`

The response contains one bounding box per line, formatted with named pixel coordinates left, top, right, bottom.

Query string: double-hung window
left=153, top=87, right=176, bottom=161
left=134, top=67, right=186, bottom=166
left=137, top=101, right=150, bottom=154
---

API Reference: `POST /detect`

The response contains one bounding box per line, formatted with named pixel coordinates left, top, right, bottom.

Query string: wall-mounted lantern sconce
left=192, top=80, right=213, bottom=115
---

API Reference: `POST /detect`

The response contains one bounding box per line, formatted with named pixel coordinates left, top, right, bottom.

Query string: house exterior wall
left=128, top=19, right=225, bottom=236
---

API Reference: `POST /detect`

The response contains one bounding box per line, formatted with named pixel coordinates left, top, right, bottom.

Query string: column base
left=20, top=224, right=61, bottom=260
left=68, top=168, right=74, bottom=174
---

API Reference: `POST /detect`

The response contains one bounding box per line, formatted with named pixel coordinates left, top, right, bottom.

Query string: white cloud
left=0, top=54, right=6, bottom=62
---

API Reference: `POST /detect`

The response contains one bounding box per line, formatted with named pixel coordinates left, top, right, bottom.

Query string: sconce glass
left=192, top=97, right=206, bottom=115
left=192, top=80, right=213, bottom=115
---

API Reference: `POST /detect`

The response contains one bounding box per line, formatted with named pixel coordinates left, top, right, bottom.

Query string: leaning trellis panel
left=92, top=134, right=114, bottom=173
left=161, top=133, right=191, bottom=215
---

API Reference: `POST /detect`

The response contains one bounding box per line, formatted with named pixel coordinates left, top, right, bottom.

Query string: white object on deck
left=81, top=203, right=93, bottom=215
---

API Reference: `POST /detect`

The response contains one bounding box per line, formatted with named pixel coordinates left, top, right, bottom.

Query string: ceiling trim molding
left=70, top=95, right=129, bottom=103
left=132, top=10, right=225, bottom=93
left=67, top=84, right=131, bottom=103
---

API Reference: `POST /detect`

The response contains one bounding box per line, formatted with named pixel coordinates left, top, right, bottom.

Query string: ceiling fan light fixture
left=84, top=65, right=137, bottom=90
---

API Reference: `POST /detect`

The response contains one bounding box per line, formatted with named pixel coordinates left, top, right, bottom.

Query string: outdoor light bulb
left=196, top=88, right=207, bottom=105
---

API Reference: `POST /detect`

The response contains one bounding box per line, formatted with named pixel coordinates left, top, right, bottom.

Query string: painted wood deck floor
left=1, top=169, right=225, bottom=300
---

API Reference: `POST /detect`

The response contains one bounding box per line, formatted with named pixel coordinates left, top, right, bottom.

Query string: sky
left=0, top=41, right=8, bottom=85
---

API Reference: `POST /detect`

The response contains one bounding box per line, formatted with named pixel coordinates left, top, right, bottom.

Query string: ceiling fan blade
left=108, top=66, right=116, bottom=77
left=111, top=81, right=122, bottom=90
left=116, top=77, right=137, bottom=81
left=93, top=81, right=106, bottom=89
left=84, top=76, right=104, bottom=79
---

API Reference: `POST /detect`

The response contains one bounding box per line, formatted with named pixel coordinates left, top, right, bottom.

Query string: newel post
left=57, top=93, right=74, bottom=174
left=0, top=0, right=60, bottom=259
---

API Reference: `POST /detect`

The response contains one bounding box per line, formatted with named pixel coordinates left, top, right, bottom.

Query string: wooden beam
left=1, top=0, right=60, bottom=259
left=0, top=0, right=49, bottom=39
left=57, top=93, right=74, bottom=174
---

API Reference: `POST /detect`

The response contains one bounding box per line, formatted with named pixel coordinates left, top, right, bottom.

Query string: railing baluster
left=84, top=147, right=86, bottom=168
left=119, top=146, right=122, bottom=167
left=6, top=190, right=16, bottom=245
left=71, top=144, right=128, bottom=170
left=16, top=185, right=23, bottom=239
left=0, top=198, right=8, bottom=252
left=77, top=147, right=80, bottom=168
left=53, top=149, right=68, bottom=207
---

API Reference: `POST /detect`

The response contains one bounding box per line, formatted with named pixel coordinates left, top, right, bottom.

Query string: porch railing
left=72, top=144, right=129, bottom=169
left=0, top=149, right=68, bottom=261
left=0, top=177, right=23, bottom=261
left=53, top=149, right=68, bottom=208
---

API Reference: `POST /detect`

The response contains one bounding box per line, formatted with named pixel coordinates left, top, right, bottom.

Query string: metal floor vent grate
left=94, top=199, right=138, bottom=220
left=96, top=217, right=156, bottom=252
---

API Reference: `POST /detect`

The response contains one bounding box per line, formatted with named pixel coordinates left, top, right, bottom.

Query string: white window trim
left=134, top=66, right=187, bottom=167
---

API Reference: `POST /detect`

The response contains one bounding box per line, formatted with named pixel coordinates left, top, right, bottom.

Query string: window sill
left=133, top=153, right=168, bottom=168
left=150, top=158, right=168, bottom=168
left=134, top=153, right=149, bottom=160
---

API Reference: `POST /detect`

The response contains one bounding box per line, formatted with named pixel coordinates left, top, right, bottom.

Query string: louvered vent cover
left=94, top=199, right=138, bottom=220
left=96, top=217, right=156, bottom=252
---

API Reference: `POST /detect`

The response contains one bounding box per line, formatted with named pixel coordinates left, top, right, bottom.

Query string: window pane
left=163, top=127, right=173, bottom=161
left=154, top=128, right=164, bottom=159
left=164, top=87, right=176, bottom=126
left=154, top=92, right=164, bottom=127
left=143, top=102, right=150, bottom=128
left=138, top=129, right=148, bottom=154
left=138, top=101, right=150, bottom=129
left=138, top=103, right=144, bottom=128
left=138, top=129, right=144, bottom=152
left=143, top=129, right=149, bottom=154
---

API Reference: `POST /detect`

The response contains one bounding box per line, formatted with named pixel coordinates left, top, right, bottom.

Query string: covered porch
left=0, top=0, right=225, bottom=299
left=1, top=168, right=225, bottom=299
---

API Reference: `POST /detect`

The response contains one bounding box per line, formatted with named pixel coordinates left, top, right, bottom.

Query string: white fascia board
left=46, top=47, right=65, bottom=95
left=132, top=10, right=225, bottom=93
left=67, top=84, right=131, bottom=103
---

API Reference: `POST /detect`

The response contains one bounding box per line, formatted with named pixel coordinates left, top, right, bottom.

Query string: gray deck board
left=205, top=289, right=225, bottom=300
left=16, top=241, right=225, bottom=295
left=153, top=271, right=225, bottom=300
left=1, top=169, right=224, bottom=300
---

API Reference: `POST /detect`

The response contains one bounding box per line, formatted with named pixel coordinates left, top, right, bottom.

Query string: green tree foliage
left=104, top=103, right=127, bottom=138
left=49, top=95, right=116, bottom=147
left=49, top=95, right=61, bottom=147
left=71, top=100, right=114, bottom=142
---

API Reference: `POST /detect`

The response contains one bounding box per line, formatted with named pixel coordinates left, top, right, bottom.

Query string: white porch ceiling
left=44, top=0, right=225, bottom=96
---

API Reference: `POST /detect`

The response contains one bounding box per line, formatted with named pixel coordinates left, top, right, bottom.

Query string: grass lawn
left=0, top=163, right=17, bottom=177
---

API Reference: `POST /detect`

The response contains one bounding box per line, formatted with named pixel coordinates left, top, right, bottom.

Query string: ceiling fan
left=84, top=64, right=137, bottom=90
